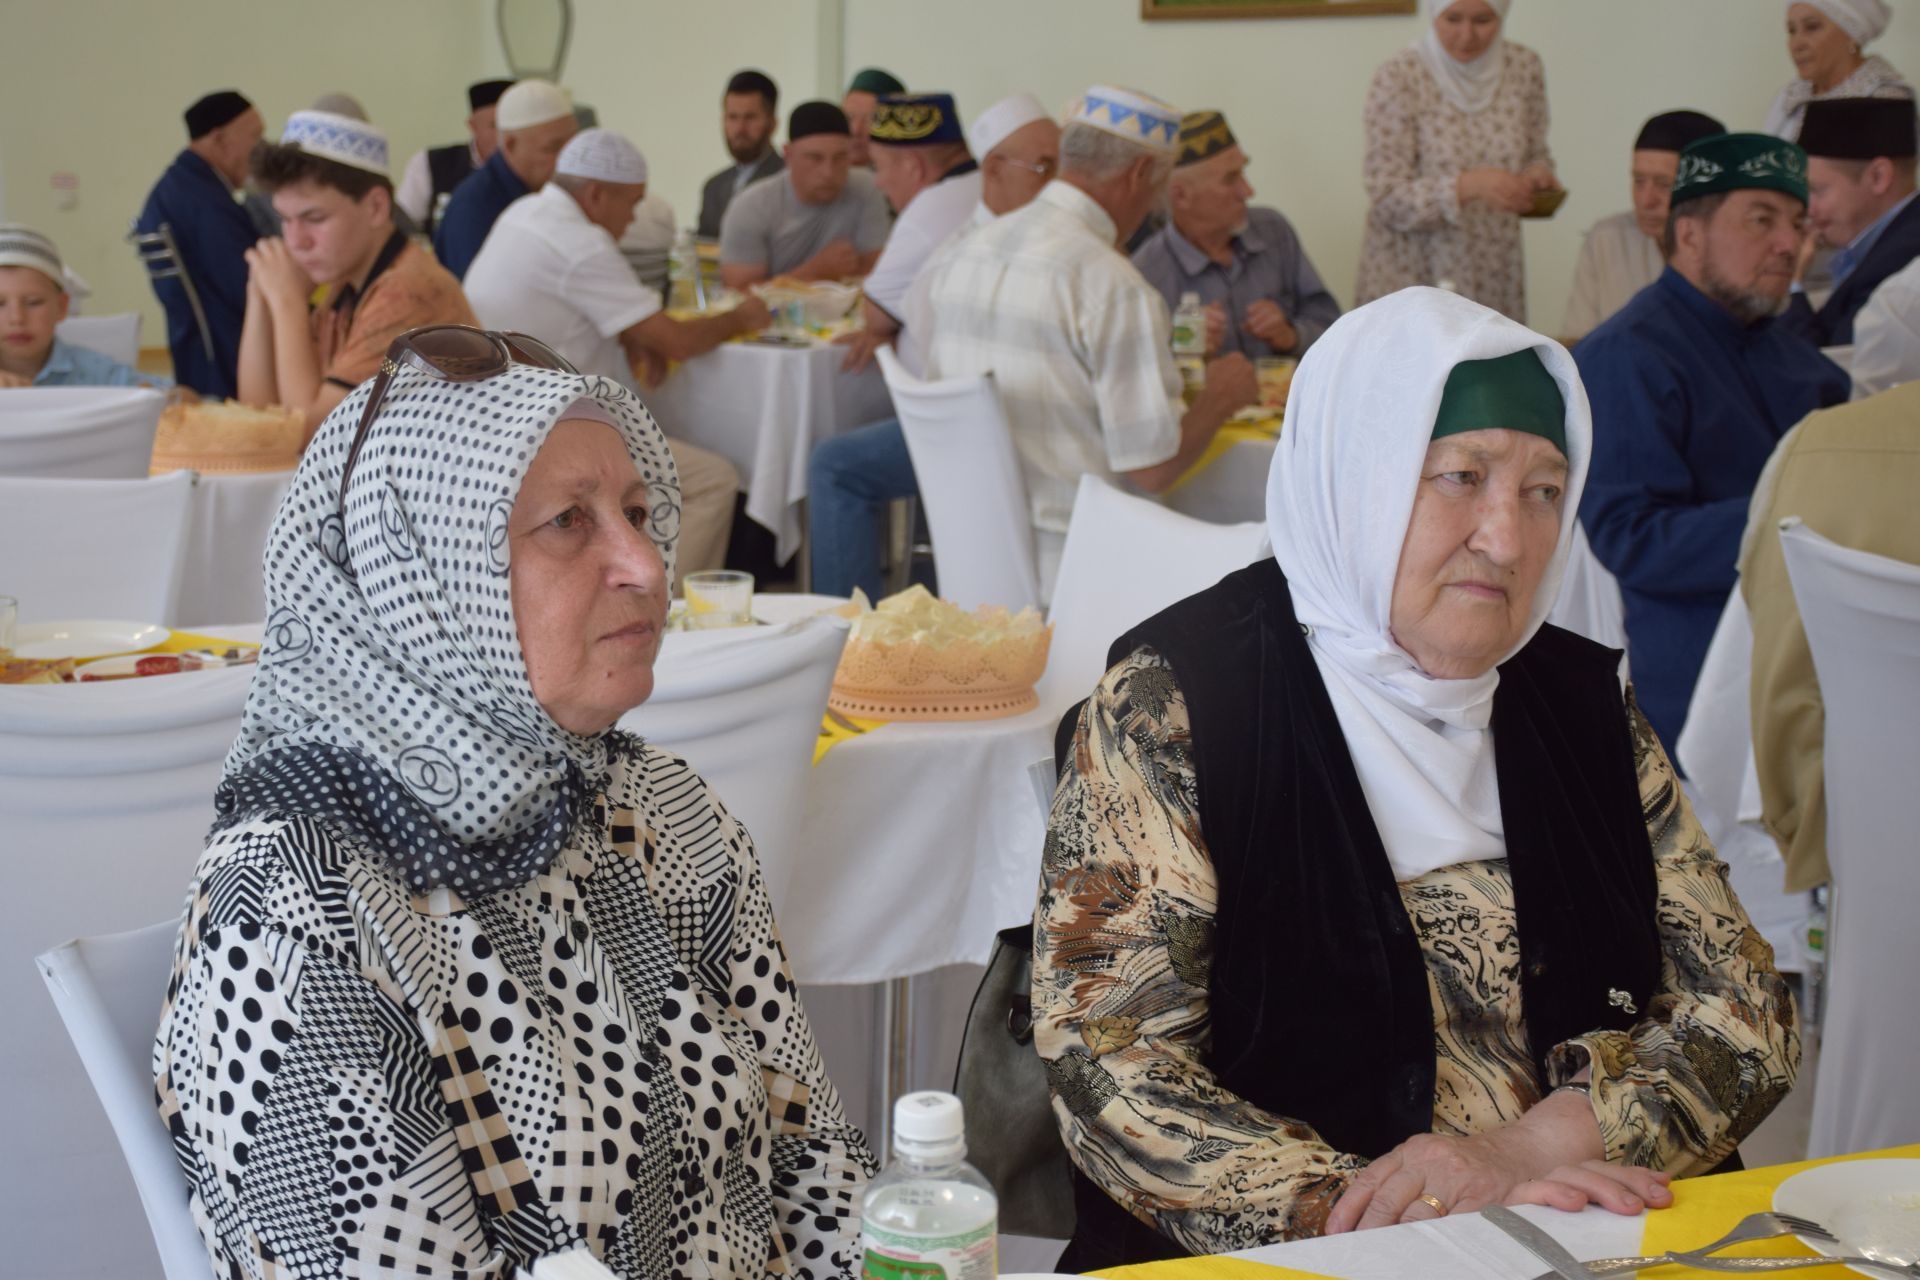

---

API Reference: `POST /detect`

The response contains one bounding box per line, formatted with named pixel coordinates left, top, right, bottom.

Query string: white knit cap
left=282, top=110, right=390, bottom=176
left=968, top=92, right=1051, bottom=159
left=497, top=79, right=574, bottom=131
left=555, top=128, right=648, bottom=184
left=0, top=224, right=64, bottom=287
left=1066, top=85, right=1181, bottom=156
left=1793, top=0, right=1891, bottom=45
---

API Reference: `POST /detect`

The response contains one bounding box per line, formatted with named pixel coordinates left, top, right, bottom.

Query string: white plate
left=1774, top=1157, right=1920, bottom=1274
left=12, top=620, right=171, bottom=660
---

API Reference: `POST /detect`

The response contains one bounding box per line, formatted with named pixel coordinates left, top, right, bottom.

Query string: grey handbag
left=951, top=922, right=1077, bottom=1239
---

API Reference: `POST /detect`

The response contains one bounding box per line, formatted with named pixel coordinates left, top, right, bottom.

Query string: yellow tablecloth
left=1095, top=1252, right=1338, bottom=1280
left=813, top=708, right=887, bottom=764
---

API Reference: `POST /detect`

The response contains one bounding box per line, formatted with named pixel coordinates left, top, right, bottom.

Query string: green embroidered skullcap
left=847, top=68, right=905, bottom=96
left=1432, top=348, right=1566, bottom=455
left=1671, top=132, right=1808, bottom=208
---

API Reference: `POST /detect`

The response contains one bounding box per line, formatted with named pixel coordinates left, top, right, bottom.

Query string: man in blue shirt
left=433, top=79, right=578, bottom=279
left=1577, top=133, right=1849, bottom=752
left=0, top=224, right=168, bottom=389
left=133, top=91, right=262, bottom=399
left=1778, top=97, right=1920, bottom=348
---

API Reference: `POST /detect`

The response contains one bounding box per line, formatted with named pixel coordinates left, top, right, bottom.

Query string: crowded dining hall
left=4, top=0, right=1919, bottom=1277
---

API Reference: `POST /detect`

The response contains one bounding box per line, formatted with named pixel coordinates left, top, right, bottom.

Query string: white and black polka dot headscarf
left=213, top=365, right=681, bottom=895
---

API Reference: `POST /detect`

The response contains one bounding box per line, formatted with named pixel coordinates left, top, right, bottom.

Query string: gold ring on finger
left=1418, top=1193, right=1449, bottom=1216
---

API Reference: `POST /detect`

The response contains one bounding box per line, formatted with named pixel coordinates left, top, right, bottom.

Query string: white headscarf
left=1266, top=287, right=1591, bottom=882
left=1790, top=0, right=1891, bottom=46
left=1414, top=0, right=1515, bottom=115
left=214, top=365, right=682, bottom=896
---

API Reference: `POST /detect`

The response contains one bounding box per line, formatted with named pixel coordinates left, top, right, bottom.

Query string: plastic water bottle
left=860, top=1092, right=997, bottom=1280
left=1171, top=290, right=1208, bottom=403
left=1803, top=889, right=1828, bottom=1043
left=669, top=232, right=698, bottom=311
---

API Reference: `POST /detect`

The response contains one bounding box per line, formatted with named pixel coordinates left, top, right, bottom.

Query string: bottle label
left=861, top=1219, right=996, bottom=1280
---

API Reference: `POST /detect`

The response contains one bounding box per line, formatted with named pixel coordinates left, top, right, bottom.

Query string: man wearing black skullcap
left=1562, top=109, right=1725, bottom=338
left=1779, top=97, right=1920, bottom=346
left=132, top=90, right=265, bottom=398
left=395, top=79, right=515, bottom=239
left=698, top=70, right=785, bottom=238
left=718, top=101, right=890, bottom=287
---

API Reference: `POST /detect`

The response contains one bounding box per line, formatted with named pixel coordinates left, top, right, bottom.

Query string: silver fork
left=1524, top=1211, right=1838, bottom=1278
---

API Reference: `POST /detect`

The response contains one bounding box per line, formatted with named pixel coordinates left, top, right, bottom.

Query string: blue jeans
left=808, top=417, right=920, bottom=600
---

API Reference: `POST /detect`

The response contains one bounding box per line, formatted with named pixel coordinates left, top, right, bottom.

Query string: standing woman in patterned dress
left=153, top=331, right=874, bottom=1279
left=1354, top=0, right=1558, bottom=322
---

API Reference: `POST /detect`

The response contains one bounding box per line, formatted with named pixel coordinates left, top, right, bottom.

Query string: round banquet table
left=639, top=340, right=893, bottom=565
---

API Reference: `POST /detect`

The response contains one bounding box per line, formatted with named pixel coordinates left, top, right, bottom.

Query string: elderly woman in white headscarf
left=1032, top=289, right=1799, bottom=1270
left=154, top=328, right=874, bottom=1280
left=1355, top=0, right=1558, bottom=322
left=1765, top=0, right=1913, bottom=140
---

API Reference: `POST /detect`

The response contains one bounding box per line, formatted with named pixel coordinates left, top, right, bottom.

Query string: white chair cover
left=37, top=922, right=208, bottom=1280
left=54, top=312, right=142, bottom=369
left=0, top=386, right=165, bottom=479
left=0, top=470, right=196, bottom=625
left=1036, top=474, right=1270, bottom=717
left=622, top=615, right=848, bottom=912
left=0, top=666, right=252, bottom=1279
left=1778, top=520, right=1920, bottom=1158
left=174, top=470, right=297, bottom=627
left=1164, top=435, right=1276, bottom=526
left=876, top=345, right=1041, bottom=612
left=1547, top=523, right=1628, bottom=653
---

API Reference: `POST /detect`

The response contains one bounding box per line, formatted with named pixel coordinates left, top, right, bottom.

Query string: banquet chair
left=129, top=222, right=215, bottom=365
left=1035, top=474, right=1269, bottom=716
left=1778, top=520, right=1920, bottom=1158
left=876, top=345, right=1041, bottom=612
left=37, top=922, right=207, bottom=1280
left=621, top=614, right=848, bottom=911
left=1547, top=523, right=1629, bottom=654
left=0, top=470, right=196, bottom=624
left=0, top=385, right=167, bottom=479
left=172, top=469, right=299, bottom=627
left=55, top=311, right=142, bottom=369
left=1, top=665, right=252, bottom=1278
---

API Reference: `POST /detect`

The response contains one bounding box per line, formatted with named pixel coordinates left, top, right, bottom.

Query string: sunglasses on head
left=337, top=325, right=579, bottom=515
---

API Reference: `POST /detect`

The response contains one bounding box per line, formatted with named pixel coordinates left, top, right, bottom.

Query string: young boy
left=0, top=225, right=169, bottom=389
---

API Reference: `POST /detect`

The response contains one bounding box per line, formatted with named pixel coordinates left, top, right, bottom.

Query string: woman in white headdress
left=1355, top=0, right=1559, bottom=322
left=154, top=328, right=874, bottom=1279
left=1764, top=0, right=1913, bottom=141
left=1032, top=290, right=1799, bottom=1269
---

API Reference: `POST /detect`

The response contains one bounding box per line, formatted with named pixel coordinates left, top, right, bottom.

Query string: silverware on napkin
left=1484, top=1205, right=1592, bottom=1280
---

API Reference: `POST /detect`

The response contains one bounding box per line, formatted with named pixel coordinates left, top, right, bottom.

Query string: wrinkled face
left=842, top=90, right=878, bottom=165
left=469, top=104, right=500, bottom=160
left=1807, top=155, right=1896, bottom=248
left=1630, top=148, right=1681, bottom=242
left=0, top=266, right=68, bottom=372
left=271, top=179, right=390, bottom=286
left=785, top=133, right=852, bottom=204
left=213, top=108, right=266, bottom=187
left=1787, top=2, right=1860, bottom=88
left=1389, top=428, right=1567, bottom=680
left=724, top=92, right=775, bottom=163
left=1696, top=188, right=1810, bottom=319
left=502, top=114, right=580, bottom=190
left=510, top=419, right=669, bottom=736
left=1169, top=144, right=1254, bottom=244
left=982, top=118, right=1060, bottom=215
left=572, top=179, right=648, bottom=241
left=869, top=143, right=933, bottom=213
left=1435, top=0, right=1502, bottom=62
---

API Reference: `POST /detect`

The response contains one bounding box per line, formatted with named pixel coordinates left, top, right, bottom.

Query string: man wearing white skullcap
left=238, top=111, right=476, bottom=443
left=434, top=79, right=580, bottom=279
left=918, top=84, right=1257, bottom=596
left=463, top=128, right=768, bottom=573
left=1764, top=0, right=1911, bottom=140
left=0, top=224, right=170, bottom=389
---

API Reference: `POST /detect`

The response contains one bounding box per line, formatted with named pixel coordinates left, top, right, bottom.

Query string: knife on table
left=1483, top=1204, right=1594, bottom=1280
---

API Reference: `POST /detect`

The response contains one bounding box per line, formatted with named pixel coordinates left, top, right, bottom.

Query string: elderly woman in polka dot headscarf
left=154, top=328, right=875, bottom=1280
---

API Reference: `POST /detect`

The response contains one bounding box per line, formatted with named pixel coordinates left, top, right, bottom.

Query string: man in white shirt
left=395, top=79, right=513, bottom=239
left=463, top=129, right=771, bottom=574
left=1850, top=255, right=1920, bottom=396
left=924, top=85, right=1256, bottom=592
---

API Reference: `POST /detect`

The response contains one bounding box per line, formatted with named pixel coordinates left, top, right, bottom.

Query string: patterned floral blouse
left=1033, top=647, right=1800, bottom=1252
left=1355, top=44, right=1552, bottom=323
left=155, top=746, right=875, bottom=1280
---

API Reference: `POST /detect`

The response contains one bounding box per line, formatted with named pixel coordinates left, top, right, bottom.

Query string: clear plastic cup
left=682, top=571, right=754, bottom=629
left=0, top=595, right=15, bottom=655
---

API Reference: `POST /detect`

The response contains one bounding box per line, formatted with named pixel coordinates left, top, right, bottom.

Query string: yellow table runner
left=813, top=708, right=888, bottom=765
left=1094, top=1251, right=1337, bottom=1280
left=1638, top=1142, right=1920, bottom=1274
left=1172, top=417, right=1282, bottom=494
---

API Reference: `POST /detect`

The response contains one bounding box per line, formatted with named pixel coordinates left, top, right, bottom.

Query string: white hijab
left=1266, top=287, right=1592, bottom=882
left=1415, top=0, right=1515, bottom=115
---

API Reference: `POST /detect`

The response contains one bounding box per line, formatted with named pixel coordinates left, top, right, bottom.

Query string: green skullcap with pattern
left=1671, top=132, right=1808, bottom=208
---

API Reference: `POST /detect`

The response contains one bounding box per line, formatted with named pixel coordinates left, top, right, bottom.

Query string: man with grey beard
left=1575, top=132, right=1849, bottom=753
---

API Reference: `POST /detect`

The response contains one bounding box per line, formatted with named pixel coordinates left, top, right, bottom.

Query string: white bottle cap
left=892, top=1090, right=965, bottom=1154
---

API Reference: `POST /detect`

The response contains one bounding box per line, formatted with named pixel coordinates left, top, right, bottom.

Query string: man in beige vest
left=1739, top=380, right=1920, bottom=891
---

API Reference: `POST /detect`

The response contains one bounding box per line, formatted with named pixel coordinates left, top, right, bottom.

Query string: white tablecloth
left=175, top=470, right=296, bottom=628
left=1233, top=1202, right=1651, bottom=1279
left=639, top=341, right=892, bottom=563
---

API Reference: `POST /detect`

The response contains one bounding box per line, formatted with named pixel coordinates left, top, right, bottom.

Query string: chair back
left=129, top=222, right=214, bottom=361
left=1548, top=523, right=1629, bottom=654
left=1779, top=519, right=1920, bottom=1158
left=38, top=922, right=208, bottom=1280
left=55, top=312, right=142, bottom=369
left=1, top=666, right=251, bottom=1279
left=173, top=470, right=298, bottom=627
left=1036, top=475, right=1269, bottom=715
left=0, top=386, right=166, bottom=479
left=621, top=616, right=848, bottom=910
left=877, top=345, right=1041, bottom=612
left=0, top=471, right=196, bottom=624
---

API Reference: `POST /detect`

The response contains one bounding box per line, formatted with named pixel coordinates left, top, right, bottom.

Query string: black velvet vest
left=1060, top=560, right=1663, bottom=1269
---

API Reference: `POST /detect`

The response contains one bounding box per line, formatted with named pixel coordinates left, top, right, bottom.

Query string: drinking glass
left=683, top=571, right=755, bottom=629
